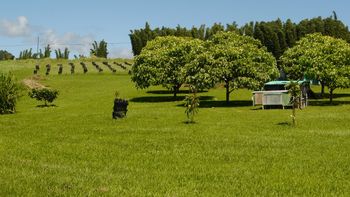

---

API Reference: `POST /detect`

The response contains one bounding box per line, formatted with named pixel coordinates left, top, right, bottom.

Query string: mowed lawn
left=1, top=60, right=350, bottom=196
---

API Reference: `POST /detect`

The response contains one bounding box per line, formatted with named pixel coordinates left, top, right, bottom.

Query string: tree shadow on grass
left=36, top=104, right=57, bottom=108
left=130, top=96, right=186, bottom=103
left=308, top=100, right=350, bottom=106
left=277, top=121, right=292, bottom=126
left=130, top=95, right=214, bottom=103
left=175, top=100, right=252, bottom=108
left=321, top=93, right=350, bottom=99
left=199, top=100, right=252, bottom=108
left=146, top=90, right=208, bottom=95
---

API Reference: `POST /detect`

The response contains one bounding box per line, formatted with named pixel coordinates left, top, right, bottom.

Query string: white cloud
left=0, top=16, right=31, bottom=37
left=109, top=47, right=133, bottom=59
left=41, top=29, right=95, bottom=55
left=0, top=16, right=133, bottom=59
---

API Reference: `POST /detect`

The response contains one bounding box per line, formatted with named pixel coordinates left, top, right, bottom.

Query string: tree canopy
left=129, top=14, right=350, bottom=59
left=0, top=50, right=15, bottom=61
left=208, top=32, right=279, bottom=103
left=281, top=33, right=350, bottom=103
left=132, top=33, right=278, bottom=103
left=131, top=36, right=213, bottom=97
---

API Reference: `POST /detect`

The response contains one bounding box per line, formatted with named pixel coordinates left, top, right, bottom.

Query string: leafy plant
left=281, top=33, right=350, bottom=103
left=55, top=48, right=70, bottom=59
left=44, top=44, right=51, bottom=58
left=184, top=86, right=199, bottom=123
left=285, top=81, right=301, bottom=126
left=208, top=31, right=279, bottom=104
left=132, top=36, right=213, bottom=97
left=0, top=72, right=22, bottom=114
left=18, top=49, right=36, bottom=60
left=29, top=88, right=59, bottom=106
left=90, top=40, right=108, bottom=58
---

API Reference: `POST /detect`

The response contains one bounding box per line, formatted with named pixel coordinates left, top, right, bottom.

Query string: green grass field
left=1, top=59, right=350, bottom=196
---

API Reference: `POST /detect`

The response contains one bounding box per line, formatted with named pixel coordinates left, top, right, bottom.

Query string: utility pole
left=36, top=36, right=40, bottom=66
left=36, top=36, right=40, bottom=56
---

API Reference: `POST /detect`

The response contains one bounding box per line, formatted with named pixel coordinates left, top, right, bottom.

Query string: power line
left=0, top=44, right=35, bottom=47
left=0, top=42, right=131, bottom=48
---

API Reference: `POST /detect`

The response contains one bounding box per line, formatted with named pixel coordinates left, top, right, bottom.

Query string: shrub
left=112, top=91, right=128, bottom=119
left=0, top=72, right=22, bottom=114
left=184, top=88, right=199, bottom=123
left=285, top=81, right=301, bottom=126
left=29, top=88, right=59, bottom=106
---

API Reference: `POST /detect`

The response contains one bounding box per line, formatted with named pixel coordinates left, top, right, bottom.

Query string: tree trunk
left=173, top=84, right=180, bottom=98
left=321, top=81, right=325, bottom=98
left=329, top=89, right=334, bottom=104
left=225, top=81, right=230, bottom=104
left=292, top=99, right=296, bottom=126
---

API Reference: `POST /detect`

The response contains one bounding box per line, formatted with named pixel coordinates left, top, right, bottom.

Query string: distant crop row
left=33, top=61, right=129, bottom=75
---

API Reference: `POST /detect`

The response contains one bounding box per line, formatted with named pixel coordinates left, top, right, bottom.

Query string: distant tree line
left=129, top=13, right=350, bottom=59
left=0, top=50, right=15, bottom=61
left=55, top=48, right=70, bottom=59
left=10, top=40, right=108, bottom=60
left=18, top=45, right=52, bottom=60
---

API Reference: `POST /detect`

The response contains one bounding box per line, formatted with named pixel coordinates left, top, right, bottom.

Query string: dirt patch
left=22, top=76, right=46, bottom=89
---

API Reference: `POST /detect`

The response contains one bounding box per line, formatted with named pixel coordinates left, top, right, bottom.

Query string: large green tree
left=132, top=36, right=208, bottom=97
left=132, top=36, right=217, bottom=97
left=281, top=33, right=350, bottom=103
left=208, top=32, right=279, bottom=103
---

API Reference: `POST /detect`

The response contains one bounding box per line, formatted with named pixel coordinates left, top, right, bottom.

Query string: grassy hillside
left=1, top=59, right=350, bottom=196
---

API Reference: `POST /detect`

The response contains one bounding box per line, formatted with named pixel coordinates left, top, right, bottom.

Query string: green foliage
left=0, top=72, right=22, bottom=114
left=208, top=32, right=279, bottom=103
left=44, top=44, right=51, bottom=58
left=18, top=48, right=37, bottom=60
left=285, top=81, right=301, bottom=126
left=90, top=40, right=108, bottom=58
left=184, top=87, right=199, bottom=123
left=132, top=32, right=278, bottom=103
left=29, top=88, right=59, bottom=106
left=281, top=33, right=350, bottom=103
left=18, top=45, right=52, bottom=60
left=129, top=22, right=239, bottom=55
left=55, top=48, right=70, bottom=59
left=132, top=36, right=213, bottom=97
left=0, top=50, right=15, bottom=61
left=130, top=15, right=350, bottom=59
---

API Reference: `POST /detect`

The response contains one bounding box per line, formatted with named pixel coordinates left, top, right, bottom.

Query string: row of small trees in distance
left=132, top=32, right=350, bottom=104
left=0, top=40, right=109, bottom=61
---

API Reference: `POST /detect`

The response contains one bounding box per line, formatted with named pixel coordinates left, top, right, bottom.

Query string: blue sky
left=0, top=0, right=349, bottom=58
